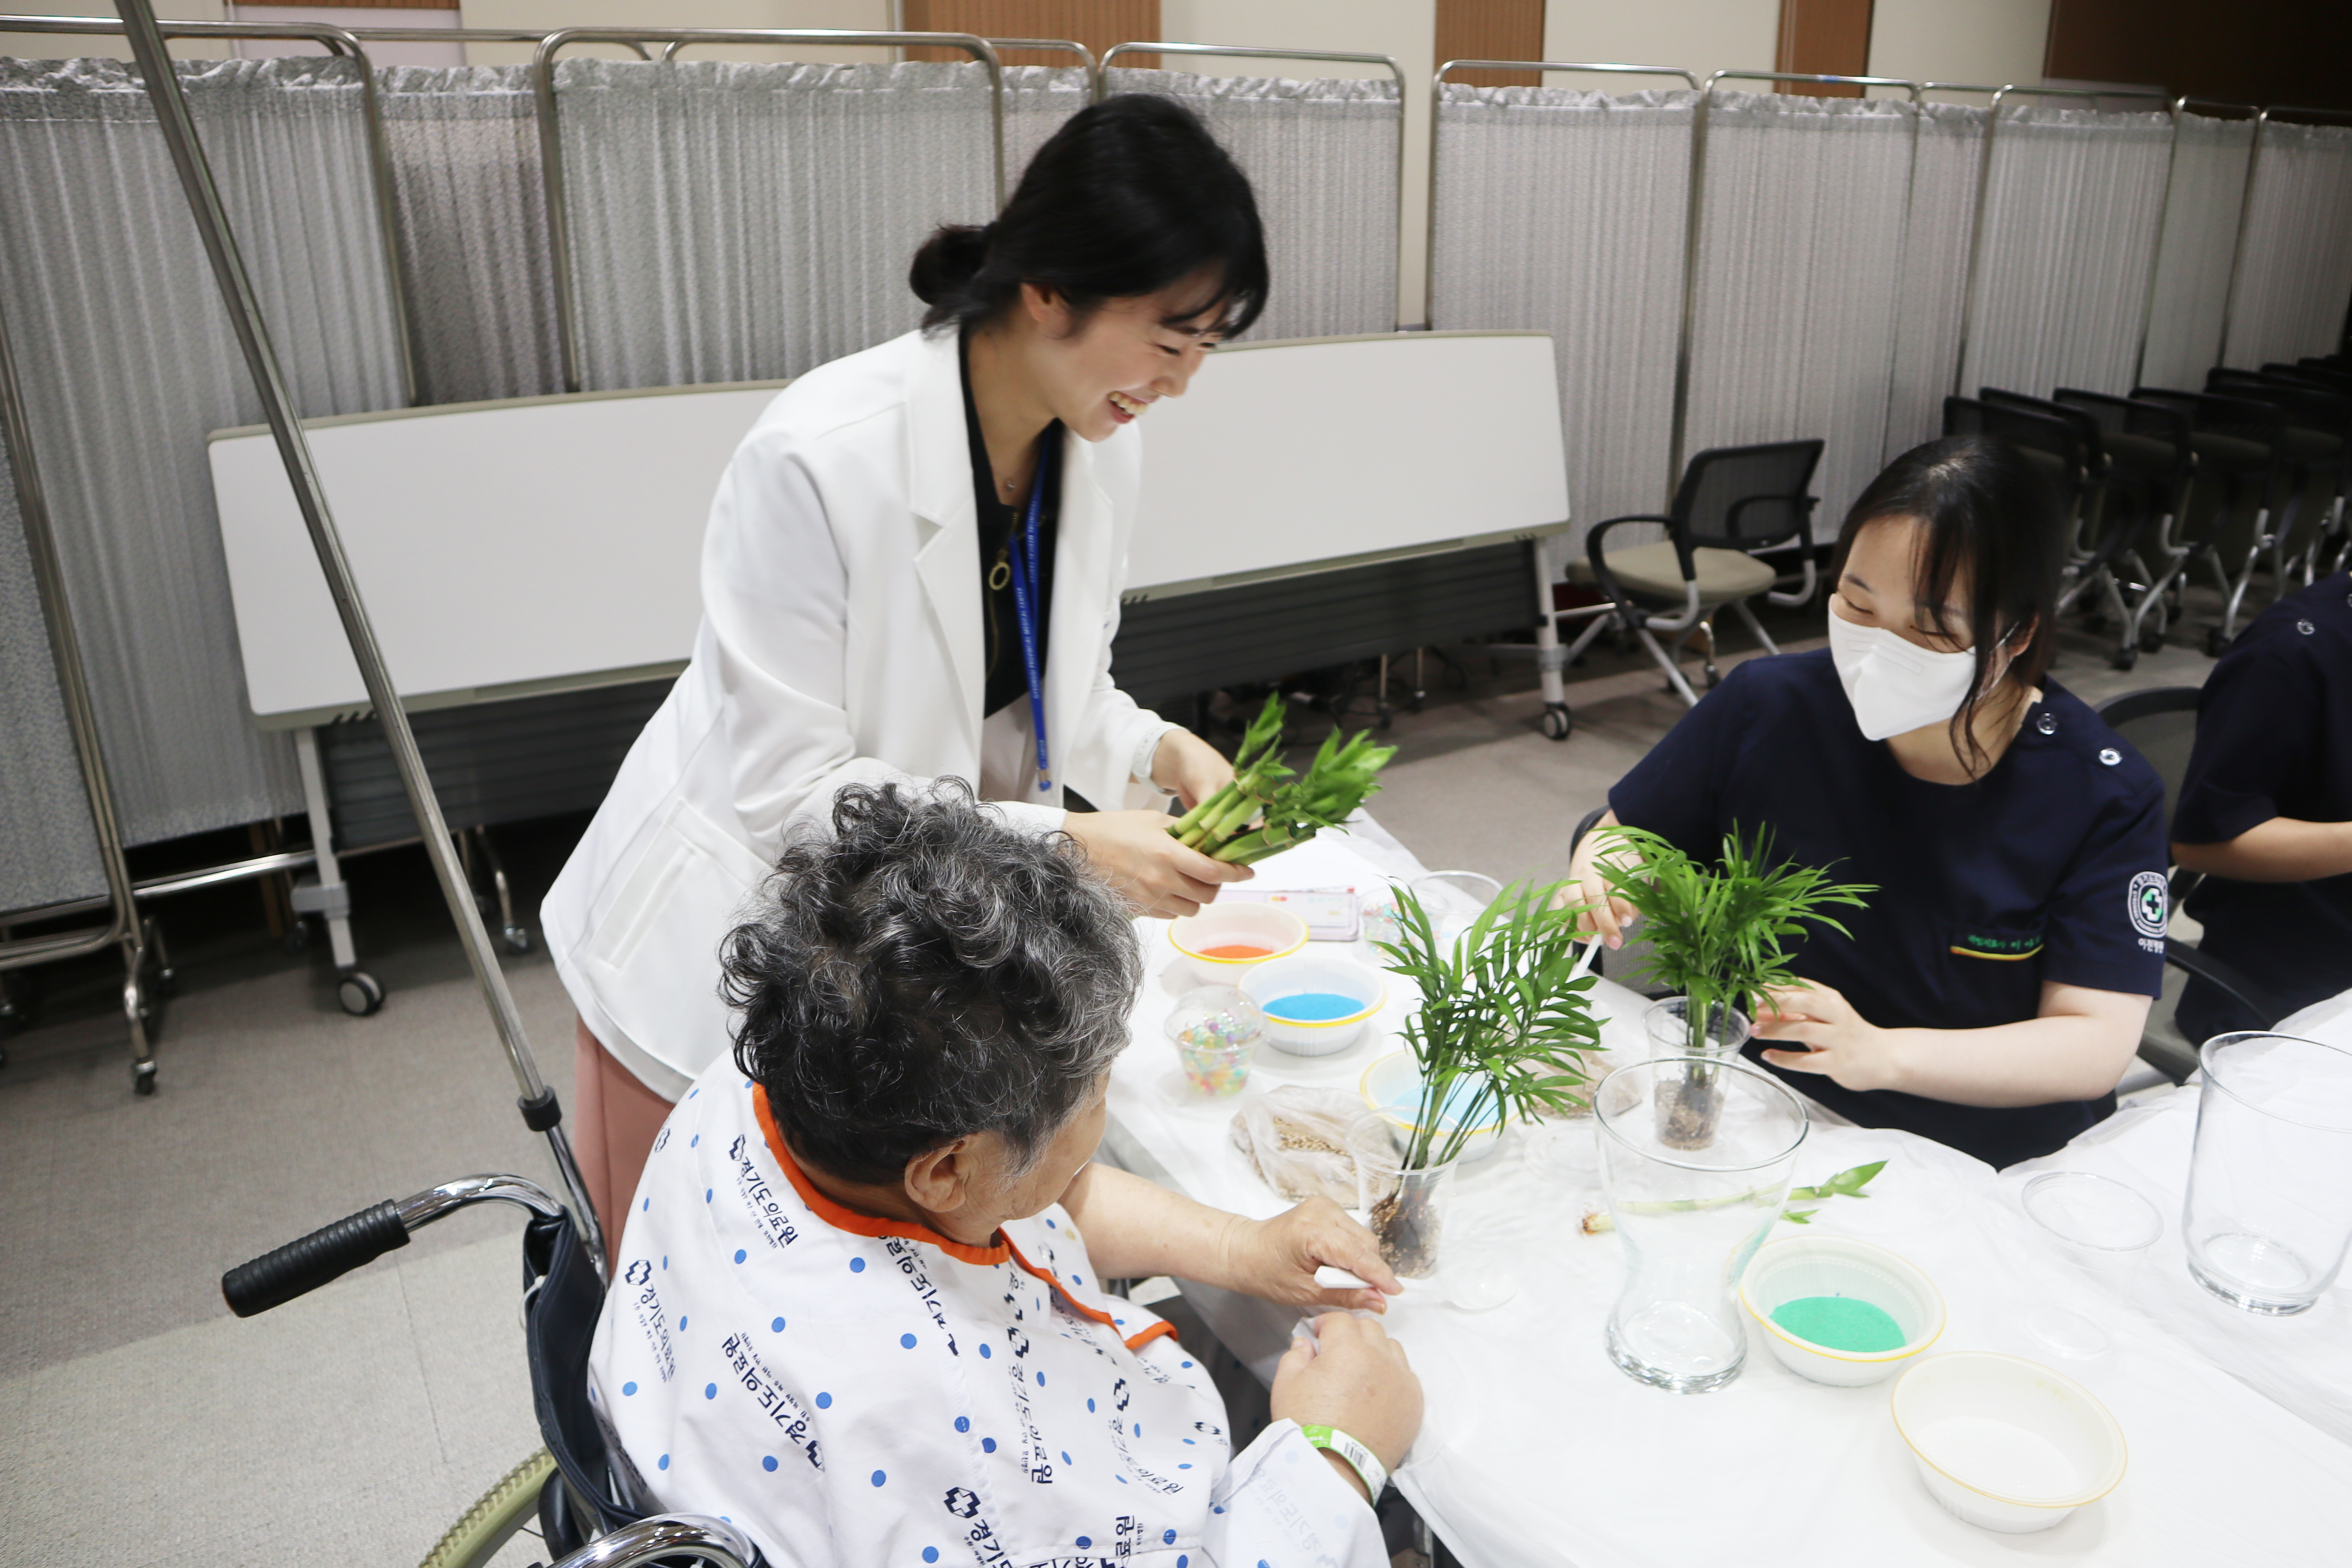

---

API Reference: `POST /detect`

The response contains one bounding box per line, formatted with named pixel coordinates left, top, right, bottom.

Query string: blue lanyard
left=1003, top=426, right=1056, bottom=795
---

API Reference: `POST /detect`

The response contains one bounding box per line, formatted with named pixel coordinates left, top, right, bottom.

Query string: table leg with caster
left=293, top=727, right=383, bottom=1017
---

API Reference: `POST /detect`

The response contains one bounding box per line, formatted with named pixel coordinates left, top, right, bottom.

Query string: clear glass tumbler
left=2019, top=1170, right=2163, bottom=1357
left=1642, top=999, right=1755, bottom=1149
left=1596, top=1055, right=1808, bottom=1392
left=1643, top=996, right=1754, bottom=1059
left=2183, top=1032, right=2352, bottom=1315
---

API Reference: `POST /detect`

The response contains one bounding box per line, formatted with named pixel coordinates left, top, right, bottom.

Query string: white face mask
left=1827, top=606, right=1992, bottom=742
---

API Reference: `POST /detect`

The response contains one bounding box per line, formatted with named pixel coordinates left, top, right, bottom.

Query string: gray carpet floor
left=0, top=611, right=2222, bottom=1567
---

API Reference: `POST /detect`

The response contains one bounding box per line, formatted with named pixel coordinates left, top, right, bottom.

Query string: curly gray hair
left=722, top=782, right=1140, bottom=1186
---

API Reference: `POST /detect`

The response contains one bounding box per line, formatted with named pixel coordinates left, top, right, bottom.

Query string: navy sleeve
left=1607, top=663, right=1756, bottom=857
left=2173, top=633, right=2316, bottom=845
left=2040, top=774, right=2169, bottom=999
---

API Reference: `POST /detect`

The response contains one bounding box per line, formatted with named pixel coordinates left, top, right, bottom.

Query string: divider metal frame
left=2218, top=104, right=2352, bottom=369
left=1669, top=71, right=1925, bottom=495
left=530, top=27, right=1007, bottom=395
left=1421, top=61, right=1701, bottom=736
left=113, top=0, right=606, bottom=1264
left=1097, top=41, right=1408, bottom=336
left=1935, top=82, right=2174, bottom=399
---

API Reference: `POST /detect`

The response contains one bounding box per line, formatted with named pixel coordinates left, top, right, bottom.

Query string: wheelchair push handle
left=223, top=1200, right=409, bottom=1317
left=222, top=1174, right=571, bottom=1317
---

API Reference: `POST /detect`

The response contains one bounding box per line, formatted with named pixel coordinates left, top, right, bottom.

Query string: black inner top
left=961, top=330, right=1060, bottom=718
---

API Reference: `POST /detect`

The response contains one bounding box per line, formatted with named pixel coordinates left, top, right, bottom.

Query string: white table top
left=1103, top=825, right=2352, bottom=1568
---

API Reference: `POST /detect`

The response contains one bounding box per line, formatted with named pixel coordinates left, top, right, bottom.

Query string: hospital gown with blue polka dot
left=587, top=1051, right=1387, bottom=1566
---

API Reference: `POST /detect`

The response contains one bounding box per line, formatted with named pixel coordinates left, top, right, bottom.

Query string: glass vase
left=1595, top=1055, right=1808, bottom=1393
left=1351, top=1116, right=1465, bottom=1280
left=1642, top=999, right=1754, bottom=1152
left=2183, top=1032, right=2352, bottom=1315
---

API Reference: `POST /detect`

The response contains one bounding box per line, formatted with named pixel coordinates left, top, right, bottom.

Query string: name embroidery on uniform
left=1949, top=930, right=2044, bottom=961
left=718, top=1330, right=822, bottom=1469
left=729, top=1135, right=800, bottom=1249
left=886, top=1237, right=959, bottom=1354
left=620, top=1258, right=676, bottom=1382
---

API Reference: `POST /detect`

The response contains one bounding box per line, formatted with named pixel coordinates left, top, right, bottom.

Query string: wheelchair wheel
left=420, top=1447, right=554, bottom=1568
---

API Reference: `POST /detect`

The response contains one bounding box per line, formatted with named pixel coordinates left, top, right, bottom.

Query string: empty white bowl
left=1167, top=903, right=1308, bottom=986
left=1360, top=1049, right=1504, bottom=1163
left=1738, top=1235, right=1945, bottom=1387
left=1241, top=951, right=1386, bottom=1056
left=1890, top=1352, right=2127, bottom=1533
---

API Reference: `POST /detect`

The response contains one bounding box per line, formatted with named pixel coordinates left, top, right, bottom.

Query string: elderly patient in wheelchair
left=590, top=782, right=1423, bottom=1567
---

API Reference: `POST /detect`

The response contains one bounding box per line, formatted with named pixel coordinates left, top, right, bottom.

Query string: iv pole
left=111, top=0, right=607, bottom=1272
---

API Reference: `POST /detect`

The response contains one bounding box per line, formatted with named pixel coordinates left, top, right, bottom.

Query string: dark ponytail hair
left=909, top=94, right=1267, bottom=337
left=1833, top=435, right=2063, bottom=773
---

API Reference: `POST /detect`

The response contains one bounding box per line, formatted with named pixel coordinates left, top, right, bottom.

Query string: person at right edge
left=2171, top=567, right=2352, bottom=1043
left=1567, top=437, right=2168, bottom=1169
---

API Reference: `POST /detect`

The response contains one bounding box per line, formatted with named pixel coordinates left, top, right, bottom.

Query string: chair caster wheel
left=1703, top=663, right=1723, bottom=688
left=2140, top=629, right=2166, bottom=654
left=2110, top=647, right=2138, bottom=671
left=338, top=971, right=386, bottom=1016
left=502, top=924, right=533, bottom=955
left=1540, top=703, right=1573, bottom=741
left=133, top=1061, right=157, bottom=1096
left=2205, top=627, right=2232, bottom=657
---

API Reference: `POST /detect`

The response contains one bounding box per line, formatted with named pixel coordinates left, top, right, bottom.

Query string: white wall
left=1160, top=1, right=1434, bottom=326
left=1869, top=0, right=2051, bottom=91
left=1540, top=0, right=1777, bottom=87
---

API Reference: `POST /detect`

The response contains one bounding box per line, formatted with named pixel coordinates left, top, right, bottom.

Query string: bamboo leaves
left=1371, top=880, right=1604, bottom=1170
left=1594, top=823, right=1874, bottom=1047
left=1167, top=695, right=1397, bottom=865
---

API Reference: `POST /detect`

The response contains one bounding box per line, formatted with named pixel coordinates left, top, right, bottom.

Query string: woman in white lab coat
left=541, top=95, right=1269, bottom=1247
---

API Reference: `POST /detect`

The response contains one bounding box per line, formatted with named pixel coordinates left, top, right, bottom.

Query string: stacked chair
left=2205, top=367, right=2351, bottom=581
left=2049, top=389, right=2199, bottom=669
left=2126, top=387, right=2301, bottom=651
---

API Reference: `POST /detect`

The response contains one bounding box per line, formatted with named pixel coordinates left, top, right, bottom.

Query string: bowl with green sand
left=1739, top=1234, right=1945, bottom=1386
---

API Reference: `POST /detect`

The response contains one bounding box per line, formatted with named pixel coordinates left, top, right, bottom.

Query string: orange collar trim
left=751, top=1084, right=1011, bottom=1266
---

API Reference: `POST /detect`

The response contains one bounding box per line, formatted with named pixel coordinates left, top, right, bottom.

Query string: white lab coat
left=542, top=330, right=1176, bottom=1098
left=587, top=1054, right=1389, bottom=1568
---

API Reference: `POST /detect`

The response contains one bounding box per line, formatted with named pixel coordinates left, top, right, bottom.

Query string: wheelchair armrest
left=2163, top=940, right=2289, bottom=1034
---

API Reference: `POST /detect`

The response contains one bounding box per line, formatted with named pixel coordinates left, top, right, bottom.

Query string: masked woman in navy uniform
left=1568, top=437, right=2169, bottom=1167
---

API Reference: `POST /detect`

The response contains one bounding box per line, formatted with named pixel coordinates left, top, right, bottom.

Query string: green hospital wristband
left=1299, top=1423, right=1388, bottom=1502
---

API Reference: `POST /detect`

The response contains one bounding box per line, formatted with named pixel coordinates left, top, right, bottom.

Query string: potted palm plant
left=1594, top=825, right=1873, bottom=1150
left=1363, top=879, right=1603, bottom=1275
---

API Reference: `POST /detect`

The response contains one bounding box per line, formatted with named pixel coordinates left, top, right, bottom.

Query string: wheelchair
left=223, top=1175, right=761, bottom=1568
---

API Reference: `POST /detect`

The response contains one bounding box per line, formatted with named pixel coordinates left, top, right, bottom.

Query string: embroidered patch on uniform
left=1949, top=928, right=2044, bottom=960
left=2129, top=871, right=2169, bottom=941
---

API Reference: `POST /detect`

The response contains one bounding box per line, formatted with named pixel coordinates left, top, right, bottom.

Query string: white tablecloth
left=1103, top=826, right=2352, bottom=1568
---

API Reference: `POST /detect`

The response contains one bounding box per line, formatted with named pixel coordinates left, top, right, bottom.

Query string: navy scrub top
left=2172, top=570, right=2352, bottom=1041
left=1609, top=649, right=2168, bottom=1168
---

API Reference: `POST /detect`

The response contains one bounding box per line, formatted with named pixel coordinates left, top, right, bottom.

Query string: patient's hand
left=1271, top=1313, right=1422, bottom=1486
left=1219, top=1197, right=1401, bottom=1313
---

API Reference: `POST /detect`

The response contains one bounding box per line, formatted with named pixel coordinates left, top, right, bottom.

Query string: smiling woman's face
left=1020, top=277, right=1228, bottom=443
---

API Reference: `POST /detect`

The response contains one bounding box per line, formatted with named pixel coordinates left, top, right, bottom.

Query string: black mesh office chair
left=2053, top=389, right=2200, bottom=668
left=1975, top=388, right=2151, bottom=662
left=1564, top=440, right=1823, bottom=706
left=2094, top=687, right=2288, bottom=1080
left=2131, top=388, right=2298, bottom=650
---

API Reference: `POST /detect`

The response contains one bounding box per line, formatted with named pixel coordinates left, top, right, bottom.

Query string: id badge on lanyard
left=1003, top=426, right=1058, bottom=795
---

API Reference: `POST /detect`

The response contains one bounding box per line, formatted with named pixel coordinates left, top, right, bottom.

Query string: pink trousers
left=571, top=1016, right=676, bottom=1270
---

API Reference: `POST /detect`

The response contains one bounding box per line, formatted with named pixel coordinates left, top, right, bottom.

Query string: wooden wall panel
left=902, top=1, right=1158, bottom=70
left=2046, top=0, right=2352, bottom=113
left=1435, top=0, right=1546, bottom=90
left=1776, top=0, right=1874, bottom=98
